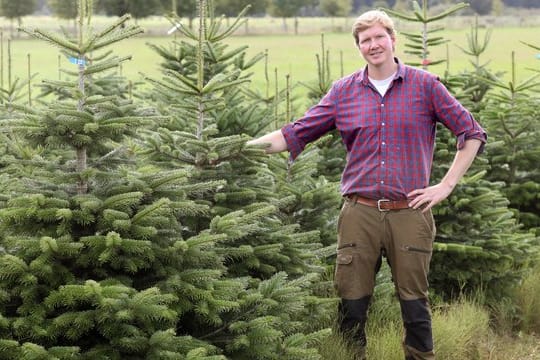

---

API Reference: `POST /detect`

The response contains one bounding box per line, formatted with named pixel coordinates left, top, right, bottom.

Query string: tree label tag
left=69, top=57, right=87, bottom=66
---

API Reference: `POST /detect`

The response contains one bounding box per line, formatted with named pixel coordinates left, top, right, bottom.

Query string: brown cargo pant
left=334, top=197, right=436, bottom=360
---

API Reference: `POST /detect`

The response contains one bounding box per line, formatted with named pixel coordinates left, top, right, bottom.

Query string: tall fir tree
left=141, top=0, right=337, bottom=358
left=0, top=0, right=266, bottom=358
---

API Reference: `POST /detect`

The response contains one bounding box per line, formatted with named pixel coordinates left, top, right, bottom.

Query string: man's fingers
left=409, top=196, right=425, bottom=209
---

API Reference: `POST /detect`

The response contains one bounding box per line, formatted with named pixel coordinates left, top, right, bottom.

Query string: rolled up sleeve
left=280, top=86, right=338, bottom=161
left=432, top=80, right=487, bottom=154
left=281, top=124, right=305, bottom=160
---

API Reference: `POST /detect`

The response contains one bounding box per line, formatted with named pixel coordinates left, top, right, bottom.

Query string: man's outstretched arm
left=246, top=129, right=288, bottom=154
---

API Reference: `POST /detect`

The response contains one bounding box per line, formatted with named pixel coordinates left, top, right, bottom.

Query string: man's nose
left=370, top=40, right=380, bottom=49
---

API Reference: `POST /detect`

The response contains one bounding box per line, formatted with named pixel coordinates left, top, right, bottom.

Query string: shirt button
left=382, top=142, right=386, bottom=146
left=381, top=161, right=385, bottom=165
left=382, top=122, right=385, bottom=126
left=380, top=181, right=384, bottom=184
left=381, top=104, right=385, bottom=107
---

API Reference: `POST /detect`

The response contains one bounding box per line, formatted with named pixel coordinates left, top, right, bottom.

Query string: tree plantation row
left=0, top=0, right=538, bottom=358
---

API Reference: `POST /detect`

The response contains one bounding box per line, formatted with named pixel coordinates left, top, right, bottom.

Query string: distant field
left=1, top=15, right=539, bottom=101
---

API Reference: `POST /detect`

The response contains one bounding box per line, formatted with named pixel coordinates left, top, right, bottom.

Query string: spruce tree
left=383, top=0, right=468, bottom=69
left=0, top=1, right=234, bottom=358
left=479, top=53, right=540, bottom=234
left=142, top=0, right=336, bottom=358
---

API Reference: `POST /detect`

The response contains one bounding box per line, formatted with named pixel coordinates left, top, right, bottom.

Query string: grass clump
left=514, top=264, right=540, bottom=334
left=432, top=300, right=490, bottom=359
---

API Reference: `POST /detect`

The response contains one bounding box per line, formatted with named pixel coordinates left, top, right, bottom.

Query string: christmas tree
left=0, top=0, right=333, bottom=358
left=139, top=0, right=338, bottom=357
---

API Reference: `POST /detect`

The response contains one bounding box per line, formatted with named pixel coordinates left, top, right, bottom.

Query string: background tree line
left=1, top=0, right=539, bottom=28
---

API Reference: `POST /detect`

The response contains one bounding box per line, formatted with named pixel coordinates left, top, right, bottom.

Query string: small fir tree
left=383, top=0, right=468, bottom=69
left=479, top=53, right=540, bottom=233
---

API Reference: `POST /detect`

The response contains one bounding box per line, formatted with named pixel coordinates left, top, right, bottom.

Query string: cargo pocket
left=334, top=253, right=356, bottom=299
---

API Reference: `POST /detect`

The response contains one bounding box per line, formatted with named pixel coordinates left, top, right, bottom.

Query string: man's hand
left=408, top=139, right=483, bottom=212
left=407, top=182, right=454, bottom=212
left=246, top=129, right=288, bottom=154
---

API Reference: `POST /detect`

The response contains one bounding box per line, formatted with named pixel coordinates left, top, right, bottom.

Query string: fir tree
left=383, top=0, right=468, bottom=69
left=383, top=1, right=540, bottom=299
left=0, top=0, right=234, bottom=357
left=141, top=0, right=335, bottom=358
left=479, top=53, right=540, bottom=233
left=299, top=33, right=346, bottom=183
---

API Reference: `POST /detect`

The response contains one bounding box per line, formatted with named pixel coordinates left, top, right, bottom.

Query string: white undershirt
left=369, top=72, right=396, bottom=97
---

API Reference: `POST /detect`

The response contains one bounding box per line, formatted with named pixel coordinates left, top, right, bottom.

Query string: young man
left=248, top=10, right=486, bottom=360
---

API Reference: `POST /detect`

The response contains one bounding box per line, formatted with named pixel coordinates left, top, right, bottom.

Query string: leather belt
left=348, top=195, right=410, bottom=212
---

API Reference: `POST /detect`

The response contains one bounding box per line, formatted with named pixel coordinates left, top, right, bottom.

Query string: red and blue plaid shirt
left=282, top=58, right=487, bottom=200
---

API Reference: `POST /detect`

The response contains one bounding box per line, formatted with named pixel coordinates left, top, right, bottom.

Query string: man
left=248, top=10, right=486, bottom=360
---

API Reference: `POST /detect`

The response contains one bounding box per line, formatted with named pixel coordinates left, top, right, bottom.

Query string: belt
left=348, top=195, right=410, bottom=212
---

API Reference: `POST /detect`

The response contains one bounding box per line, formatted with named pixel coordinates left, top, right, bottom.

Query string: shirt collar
left=357, top=57, right=405, bottom=85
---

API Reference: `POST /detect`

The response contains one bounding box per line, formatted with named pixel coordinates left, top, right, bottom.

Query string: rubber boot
left=399, top=298, right=435, bottom=360
left=338, top=296, right=371, bottom=359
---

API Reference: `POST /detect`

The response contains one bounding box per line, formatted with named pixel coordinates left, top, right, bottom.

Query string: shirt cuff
left=281, top=124, right=306, bottom=161
left=456, top=131, right=487, bottom=154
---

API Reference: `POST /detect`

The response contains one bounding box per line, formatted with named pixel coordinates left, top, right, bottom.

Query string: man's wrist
left=440, top=179, right=457, bottom=191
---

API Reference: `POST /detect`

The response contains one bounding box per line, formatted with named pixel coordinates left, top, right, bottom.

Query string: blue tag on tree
left=69, top=57, right=87, bottom=65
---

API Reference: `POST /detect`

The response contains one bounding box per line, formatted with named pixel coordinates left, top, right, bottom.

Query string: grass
left=318, top=299, right=540, bottom=360
left=514, top=264, right=540, bottom=334
left=315, top=262, right=540, bottom=359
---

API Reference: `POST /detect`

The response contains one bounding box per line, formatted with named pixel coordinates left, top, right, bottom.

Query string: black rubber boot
left=338, top=296, right=371, bottom=359
left=400, top=298, right=434, bottom=359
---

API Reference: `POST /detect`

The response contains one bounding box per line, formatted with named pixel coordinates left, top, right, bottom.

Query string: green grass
left=318, top=298, right=540, bottom=360
left=514, top=263, right=540, bottom=334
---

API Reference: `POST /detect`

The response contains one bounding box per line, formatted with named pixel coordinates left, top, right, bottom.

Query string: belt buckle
left=377, top=199, right=390, bottom=212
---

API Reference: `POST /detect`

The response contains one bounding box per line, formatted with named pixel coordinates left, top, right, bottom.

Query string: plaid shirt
left=282, top=58, right=486, bottom=200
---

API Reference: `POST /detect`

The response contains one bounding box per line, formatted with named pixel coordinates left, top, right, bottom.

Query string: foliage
left=49, top=0, right=79, bottom=20
left=267, top=0, right=305, bottom=19
left=159, top=0, right=198, bottom=24
left=319, top=0, right=352, bottom=17
left=298, top=34, right=345, bottom=182
left=0, top=2, right=337, bottom=357
left=97, top=0, right=163, bottom=19
left=0, top=0, right=37, bottom=27
left=469, top=0, right=493, bottom=15
left=514, top=264, right=540, bottom=333
left=479, top=53, right=540, bottom=232
left=383, top=0, right=468, bottom=69
left=141, top=0, right=336, bottom=358
left=430, top=23, right=539, bottom=295
left=448, top=16, right=500, bottom=114
left=214, top=0, right=267, bottom=17
left=0, top=0, right=539, bottom=357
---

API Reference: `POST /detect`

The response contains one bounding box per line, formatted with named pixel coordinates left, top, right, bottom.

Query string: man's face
left=356, top=23, right=395, bottom=67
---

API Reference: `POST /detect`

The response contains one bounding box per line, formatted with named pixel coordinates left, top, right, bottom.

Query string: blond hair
left=352, top=10, right=396, bottom=46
